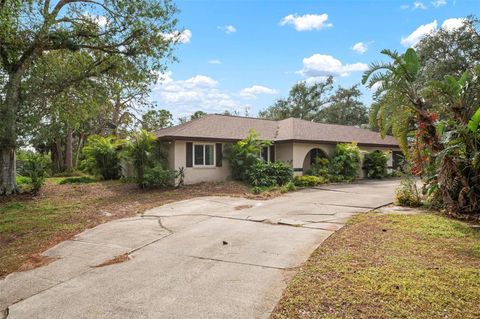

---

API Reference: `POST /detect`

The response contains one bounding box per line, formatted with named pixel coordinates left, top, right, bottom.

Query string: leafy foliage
left=22, top=153, right=48, bottom=194
left=364, top=151, right=388, bottom=179
left=226, top=129, right=271, bottom=181
left=293, top=175, right=327, bottom=187
left=81, top=136, right=123, bottom=180
left=305, top=157, right=331, bottom=180
left=125, top=130, right=172, bottom=188
left=141, top=166, right=176, bottom=189
left=245, top=161, right=293, bottom=187
left=330, top=143, right=361, bottom=182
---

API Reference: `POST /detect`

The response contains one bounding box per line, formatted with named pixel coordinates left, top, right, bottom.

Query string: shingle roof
left=156, top=114, right=399, bottom=147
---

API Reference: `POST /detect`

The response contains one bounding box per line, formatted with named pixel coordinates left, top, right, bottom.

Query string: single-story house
left=156, top=114, right=402, bottom=185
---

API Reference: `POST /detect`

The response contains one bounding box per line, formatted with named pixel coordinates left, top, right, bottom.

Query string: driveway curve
left=0, top=179, right=398, bottom=319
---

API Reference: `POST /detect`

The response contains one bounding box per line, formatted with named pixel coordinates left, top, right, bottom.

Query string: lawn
left=271, top=212, right=480, bottom=319
left=0, top=179, right=250, bottom=278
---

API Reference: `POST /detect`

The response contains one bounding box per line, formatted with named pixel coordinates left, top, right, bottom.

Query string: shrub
left=281, top=181, right=297, bottom=193
left=125, top=130, right=169, bottom=188
left=59, top=176, right=97, bottom=184
left=81, top=135, right=123, bottom=180
left=293, top=175, right=328, bottom=187
left=364, top=150, right=388, bottom=179
left=330, top=143, right=361, bottom=182
left=245, top=161, right=277, bottom=187
left=226, top=129, right=271, bottom=181
left=395, top=177, right=422, bottom=207
left=306, top=156, right=331, bottom=180
left=17, top=150, right=52, bottom=177
left=245, top=161, right=293, bottom=187
left=22, top=153, right=48, bottom=194
left=141, top=166, right=176, bottom=189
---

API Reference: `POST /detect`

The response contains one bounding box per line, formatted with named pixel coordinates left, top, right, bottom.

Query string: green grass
left=58, top=176, right=97, bottom=185
left=272, top=213, right=480, bottom=319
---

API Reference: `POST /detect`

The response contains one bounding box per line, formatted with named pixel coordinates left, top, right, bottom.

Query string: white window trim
left=193, top=143, right=216, bottom=168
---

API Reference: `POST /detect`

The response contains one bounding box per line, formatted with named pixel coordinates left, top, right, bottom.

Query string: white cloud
left=413, top=1, right=427, bottom=9
left=239, top=85, right=278, bottom=99
left=218, top=25, right=237, bottom=34
left=163, top=29, right=192, bottom=44
left=151, top=72, right=239, bottom=118
left=401, top=20, right=437, bottom=46
left=208, top=59, right=222, bottom=65
left=83, top=13, right=107, bottom=27
left=431, top=0, right=447, bottom=7
left=441, top=17, right=466, bottom=31
left=400, top=4, right=411, bottom=9
left=298, top=54, right=368, bottom=78
left=401, top=18, right=466, bottom=47
left=280, top=13, right=333, bottom=31
left=352, top=42, right=368, bottom=54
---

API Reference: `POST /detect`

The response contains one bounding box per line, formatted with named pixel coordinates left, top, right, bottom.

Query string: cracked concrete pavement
left=0, top=179, right=399, bottom=319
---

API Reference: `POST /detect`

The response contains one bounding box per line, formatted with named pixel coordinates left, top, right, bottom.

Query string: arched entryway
left=302, top=148, right=328, bottom=173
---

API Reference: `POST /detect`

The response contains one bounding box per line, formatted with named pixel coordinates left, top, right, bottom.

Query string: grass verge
left=0, top=179, right=250, bottom=278
left=271, top=212, right=480, bottom=319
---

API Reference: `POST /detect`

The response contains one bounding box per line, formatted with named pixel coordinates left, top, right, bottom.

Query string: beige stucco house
left=157, top=114, right=402, bottom=185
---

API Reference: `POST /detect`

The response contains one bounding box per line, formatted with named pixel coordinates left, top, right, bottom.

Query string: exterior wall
left=291, top=143, right=335, bottom=176
left=290, top=142, right=401, bottom=178
left=275, top=143, right=294, bottom=166
left=174, top=140, right=232, bottom=185
left=168, top=139, right=401, bottom=184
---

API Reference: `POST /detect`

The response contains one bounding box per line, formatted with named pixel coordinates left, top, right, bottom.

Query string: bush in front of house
left=141, top=165, right=176, bottom=189
left=293, top=175, right=328, bottom=187
left=245, top=161, right=293, bottom=187
left=330, top=143, right=361, bottom=182
left=364, top=150, right=388, bottom=179
left=305, top=156, right=331, bottom=181
left=80, top=135, right=123, bottom=180
left=125, top=130, right=173, bottom=189
left=226, top=129, right=272, bottom=182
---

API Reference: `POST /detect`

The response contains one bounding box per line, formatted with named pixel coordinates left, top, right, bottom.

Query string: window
left=261, top=146, right=269, bottom=162
left=193, top=144, right=215, bottom=166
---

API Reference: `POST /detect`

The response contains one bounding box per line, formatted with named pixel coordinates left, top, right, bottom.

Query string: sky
left=149, top=0, right=479, bottom=120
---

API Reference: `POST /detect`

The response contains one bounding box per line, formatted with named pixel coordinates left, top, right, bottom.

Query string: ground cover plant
left=272, top=212, right=480, bottom=319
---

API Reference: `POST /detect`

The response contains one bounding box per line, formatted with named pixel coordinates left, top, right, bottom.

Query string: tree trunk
left=74, top=133, right=85, bottom=168
left=65, top=128, right=74, bottom=170
left=0, top=71, right=22, bottom=194
left=111, top=97, right=122, bottom=136
left=0, top=148, right=17, bottom=195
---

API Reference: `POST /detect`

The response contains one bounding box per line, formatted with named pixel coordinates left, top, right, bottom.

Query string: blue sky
left=150, top=0, right=479, bottom=120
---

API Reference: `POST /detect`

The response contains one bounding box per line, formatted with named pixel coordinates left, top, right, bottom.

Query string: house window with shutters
left=193, top=143, right=215, bottom=167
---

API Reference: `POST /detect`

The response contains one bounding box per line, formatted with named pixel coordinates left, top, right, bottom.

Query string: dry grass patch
left=271, top=213, right=480, bottom=319
left=0, top=180, right=250, bottom=278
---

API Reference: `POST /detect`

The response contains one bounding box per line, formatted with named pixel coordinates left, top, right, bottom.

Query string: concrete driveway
left=0, top=179, right=398, bottom=319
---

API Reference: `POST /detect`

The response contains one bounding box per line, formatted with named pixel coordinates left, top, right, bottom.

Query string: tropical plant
left=330, top=143, right=361, bottom=181
left=364, top=151, right=388, bottom=179
left=226, top=129, right=271, bottom=181
left=81, top=136, right=123, bottom=180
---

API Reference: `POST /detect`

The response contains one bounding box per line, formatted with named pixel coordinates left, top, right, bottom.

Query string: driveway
left=0, top=179, right=398, bottom=319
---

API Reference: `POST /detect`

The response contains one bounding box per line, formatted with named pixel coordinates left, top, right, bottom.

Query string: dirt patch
left=0, top=180, right=260, bottom=278
left=94, top=253, right=130, bottom=268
